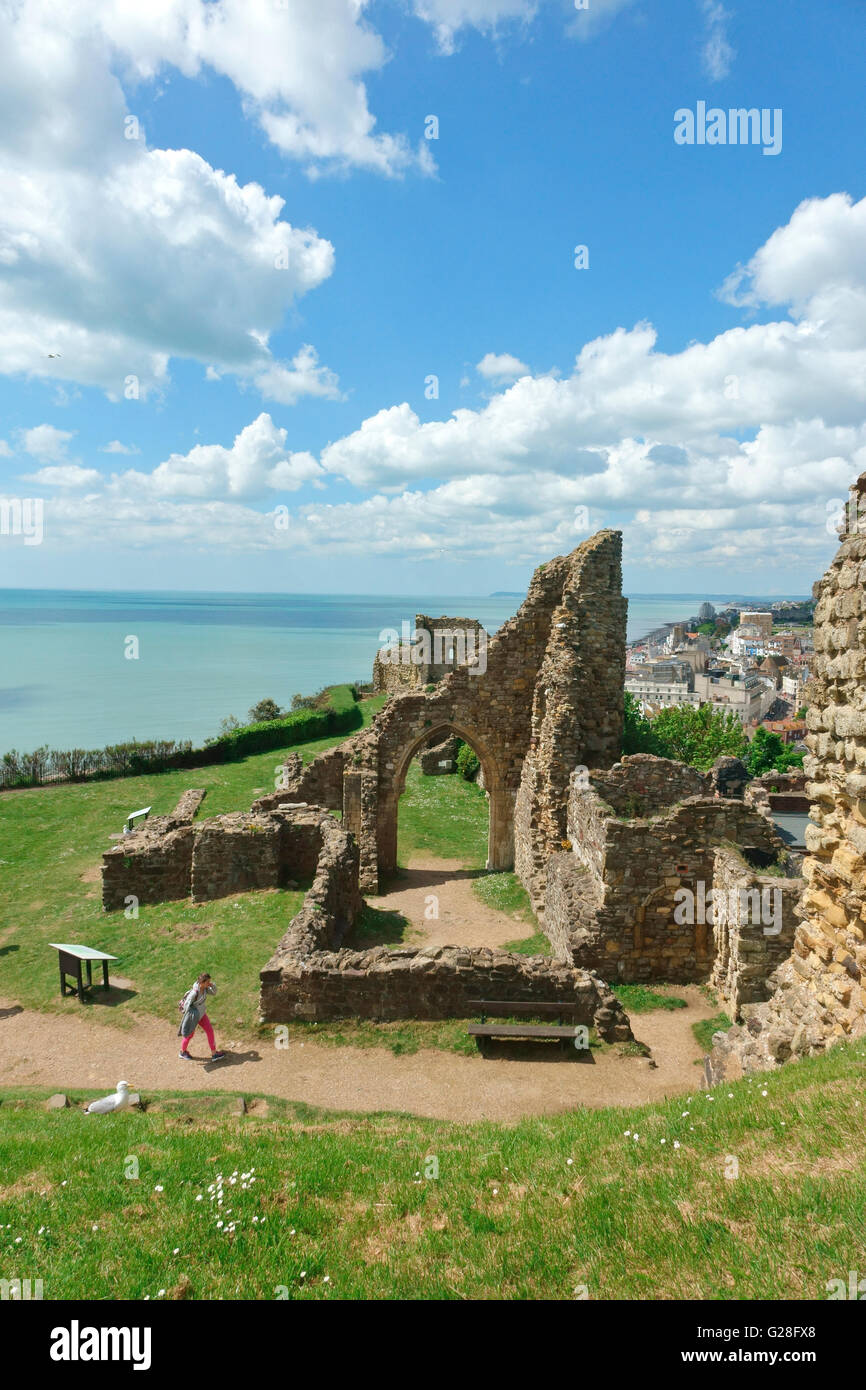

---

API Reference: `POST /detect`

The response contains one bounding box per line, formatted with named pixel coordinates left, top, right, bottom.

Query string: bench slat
left=468, top=1023, right=581, bottom=1039
left=467, top=999, right=581, bottom=1017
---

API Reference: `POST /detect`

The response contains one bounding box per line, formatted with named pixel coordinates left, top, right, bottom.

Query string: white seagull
left=85, top=1080, right=132, bottom=1115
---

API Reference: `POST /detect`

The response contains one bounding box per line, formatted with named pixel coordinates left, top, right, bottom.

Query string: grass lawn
left=614, top=985, right=690, bottom=1014
left=693, top=1012, right=734, bottom=1052
left=397, top=762, right=489, bottom=867
left=3, top=1037, right=866, bottom=1299
left=0, top=696, right=385, bottom=1030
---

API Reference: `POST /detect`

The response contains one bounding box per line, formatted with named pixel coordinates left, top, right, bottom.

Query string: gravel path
left=0, top=986, right=716, bottom=1123
left=366, top=854, right=530, bottom=951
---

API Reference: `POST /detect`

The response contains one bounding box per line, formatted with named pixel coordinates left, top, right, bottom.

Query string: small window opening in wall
left=676, top=864, right=688, bottom=874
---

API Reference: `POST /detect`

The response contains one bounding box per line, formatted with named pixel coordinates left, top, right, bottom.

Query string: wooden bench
left=467, top=1000, right=589, bottom=1054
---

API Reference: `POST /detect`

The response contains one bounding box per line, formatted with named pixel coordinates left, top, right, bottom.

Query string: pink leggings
left=181, top=1014, right=215, bottom=1053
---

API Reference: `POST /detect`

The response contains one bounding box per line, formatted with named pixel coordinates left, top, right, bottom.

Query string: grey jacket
left=178, top=982, right=216, bottom=1037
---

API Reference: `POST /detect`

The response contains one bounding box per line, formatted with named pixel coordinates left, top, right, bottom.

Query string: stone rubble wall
left=372, top=615, right=489, bottom=693
left=709, top=846, right=801, bottom=1019
left=265, top=814, right=363, bottom=961
left=372, top=654, right=422, bottom=695
left=190, top=812, right=290, bottom=903
left=419, top=735, right=460, bottom=774
left=589, top=755, right=709, bottom=817
left=708, top=471, right=866, bottom=1077
left=101, top=788, right=206, bottom=908
left=169, top=788, right=207, bottom=824
left=543, top=756, right=786, bottom=982
left=259, top=939, right=633, bottom=1039
left=102, top=799, right=349, bottom=912
left=744, top=769, right=809, bottom=819
left=102, top=824, right=194, bottom=909
left=513, top=532, right=628, bottom=912
left=252, top=748, right=346, bottom=815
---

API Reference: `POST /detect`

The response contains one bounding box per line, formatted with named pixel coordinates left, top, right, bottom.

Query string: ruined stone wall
left=589, top=755, right=709, bottom=817
left=514, top=533, right=628, bottom=913
left=102, top=797, right=350, bottom=914
left=259, top=938, right=632, bottom=1038
left=102, top=824, right=194, bottom=909
left=419, top=735, right=460, bottom=774
left=268, top=814, right=363, bottom=960
left=709, top=472, right=866, bottom=1076
left=372, top=615, right=488, bottom=692
left=709, top=847, right=801, bottom=1019
left=101, top=789, right=206, bottom=909
left=252, top=747, right=346, bottom=814
left=744, top=770, right=809, bottom=819
left=372, top=654, right=422, bottom=695
left=190, top=813, right=288, bottom=902
left=543, top=757, right=784, bottom=982
left=415, top=615, right=488, bottom=683
left=169, top=789, right=207, bottom=824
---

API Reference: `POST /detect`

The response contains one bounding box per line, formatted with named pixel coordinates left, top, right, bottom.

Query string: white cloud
left=700, top=0, right=735, bottom=81
left=253, top=345, right=344, bottom=406
left=23, top=463, right=102, bottom=488
left=412, top=0, right=537, bottom=54
left=19, top=424, right=75, bottom=462
left=476, top=352, right=531, bottom=384
left=59, top=0, right=435, bottom=179
left=415, top=0, right=636, bottom=52
left=0, top=2, right=339, bottom=400
left=18, top=194, right=866, bottom=577
left=109, top=412, right=324, bottom=500
left=0, top=440, right=12, bottom=457
left=101, top=440, right=139, bottom=455
left=567, top=0, right=638, bottom=40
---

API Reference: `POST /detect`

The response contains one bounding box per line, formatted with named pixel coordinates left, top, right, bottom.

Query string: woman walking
left=178, top=971, right=226, bottom=1061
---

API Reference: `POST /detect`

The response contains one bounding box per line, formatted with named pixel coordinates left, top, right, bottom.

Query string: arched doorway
left=376, top=721, right=511, bottom=882
left=634, top=878, right=712, bottom=982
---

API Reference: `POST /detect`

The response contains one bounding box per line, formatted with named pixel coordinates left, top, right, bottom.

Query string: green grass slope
left=2, top=1038, right=865, bottom=1300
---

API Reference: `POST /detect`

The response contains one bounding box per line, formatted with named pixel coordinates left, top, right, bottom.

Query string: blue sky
left=0, top=0, right=864, bottom=595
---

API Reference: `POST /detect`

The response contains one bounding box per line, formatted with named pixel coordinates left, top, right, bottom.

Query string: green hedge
left=204, top=698, right=361, bottom=762
left=0, top=686, right=363, bottom=789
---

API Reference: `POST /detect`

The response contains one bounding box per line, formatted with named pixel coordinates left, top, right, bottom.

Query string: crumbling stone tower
left=514, top=530, right=628, bottom=911
left=710, top=471, right=866, bottom=1074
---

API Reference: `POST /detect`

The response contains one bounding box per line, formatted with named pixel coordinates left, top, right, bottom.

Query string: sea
left=0, top=590, right=805, bottom=757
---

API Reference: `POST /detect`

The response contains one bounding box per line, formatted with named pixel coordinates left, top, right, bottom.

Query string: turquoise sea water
left=0, top=590, right=798, bottom=755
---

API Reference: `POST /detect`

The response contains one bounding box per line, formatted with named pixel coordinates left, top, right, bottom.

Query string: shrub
left=455, top=740, right=480, bottom=781
left=247, top=698, right=283, bottom=723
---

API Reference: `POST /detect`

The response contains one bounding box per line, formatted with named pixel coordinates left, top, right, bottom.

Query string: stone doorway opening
left=395, top=724, right=491, bottom=877
left=376, top=720, right=512, bottom=884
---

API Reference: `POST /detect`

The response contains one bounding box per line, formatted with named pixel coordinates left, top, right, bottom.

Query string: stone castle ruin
left=100, top=494, right=866, bottom=1071
left=373, top=614, right=489, bottom=694
left=255, top=530, right=628, bottom=895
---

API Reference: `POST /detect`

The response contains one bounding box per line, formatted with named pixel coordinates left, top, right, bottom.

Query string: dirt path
left=0, top=987, right=716, bottom=1123
left=366, top=855, right=531, bottom=951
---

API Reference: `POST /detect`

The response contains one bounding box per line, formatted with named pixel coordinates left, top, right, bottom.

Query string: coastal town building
left=739, top=610, right=774, bottom=637
left=625, top=661, right=777, bottom=723
left=727, top=622, right=767, bottom=659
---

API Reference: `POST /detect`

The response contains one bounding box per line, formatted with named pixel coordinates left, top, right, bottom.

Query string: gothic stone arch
left=377, top=718, right=509, bottom=880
